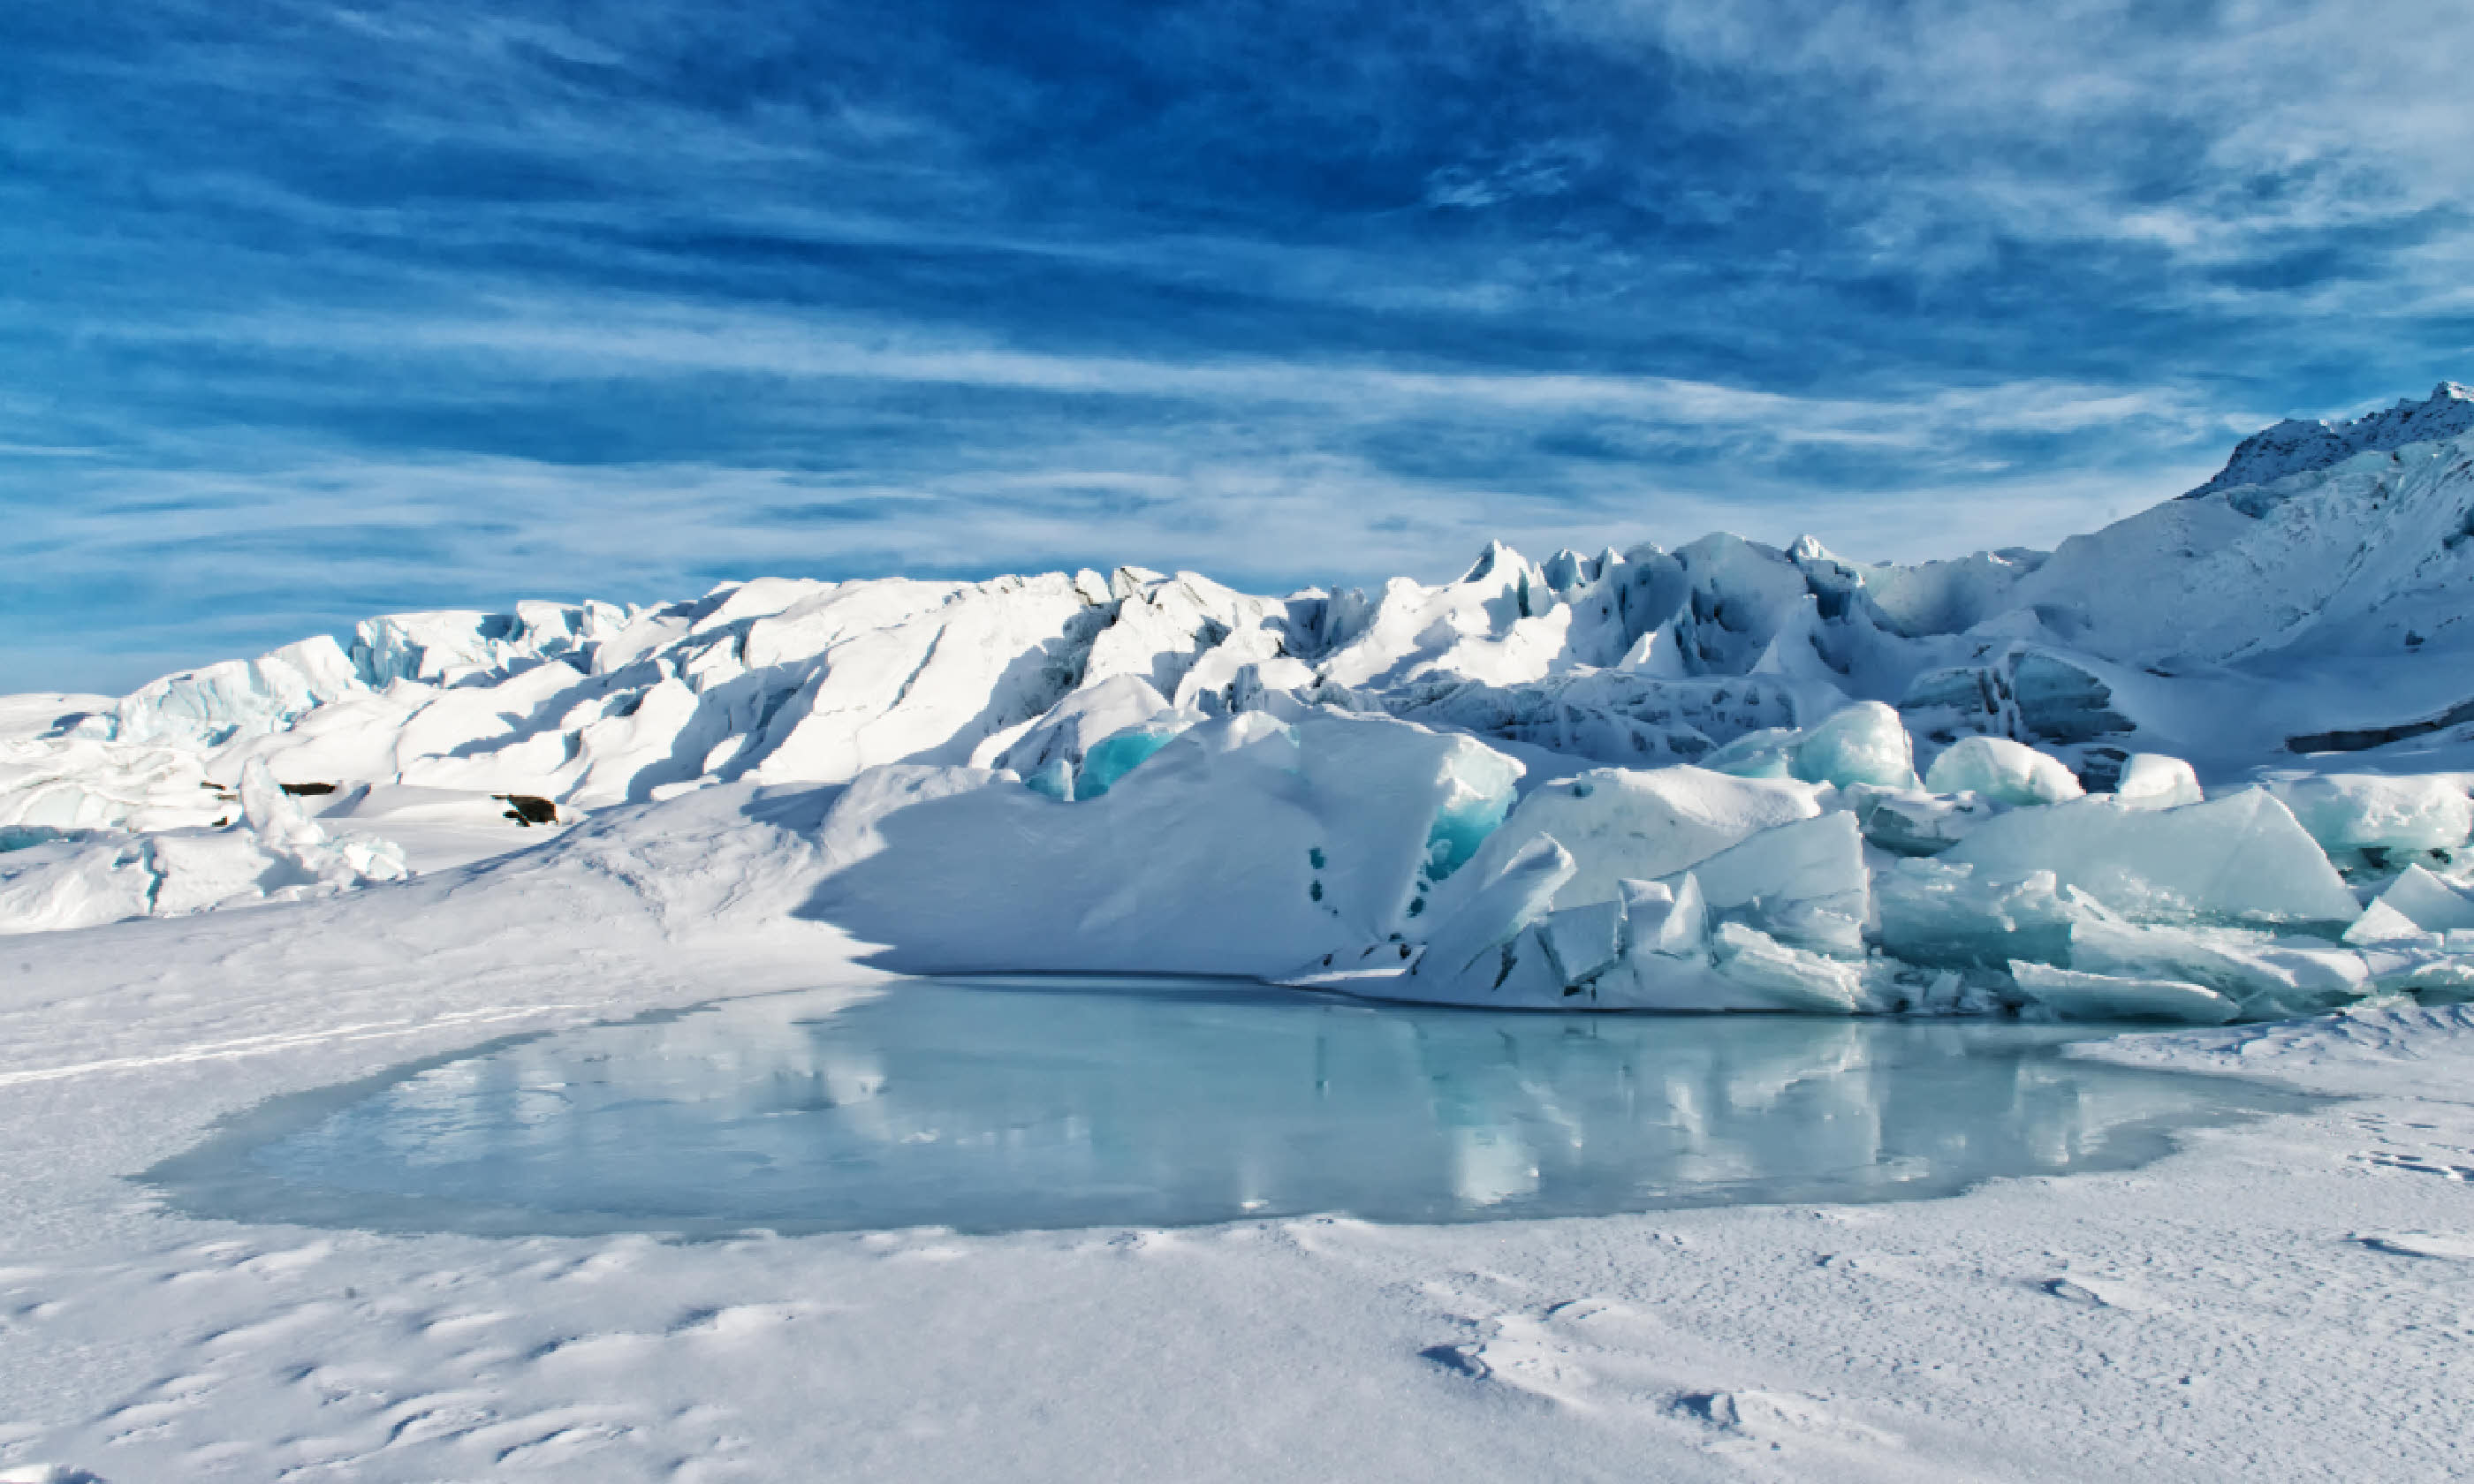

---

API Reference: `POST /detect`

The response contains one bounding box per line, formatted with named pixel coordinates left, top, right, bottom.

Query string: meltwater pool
left=148, top=977, right=2314, bottom=1237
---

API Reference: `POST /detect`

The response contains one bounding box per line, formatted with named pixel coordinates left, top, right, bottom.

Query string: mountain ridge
left=2187, top=381, right=2474, bottom=498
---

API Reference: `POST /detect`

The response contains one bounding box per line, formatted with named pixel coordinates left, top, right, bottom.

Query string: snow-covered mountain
left=7, top=390, right=2474, bottom=1022
left=2186, top=381, right=2474, bottom=497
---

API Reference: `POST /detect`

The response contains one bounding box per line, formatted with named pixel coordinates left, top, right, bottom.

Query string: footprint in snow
left=2354, top=1230, right=2474, bottom=1261
left=2036, top=1273, right=2167, bottom=1311
left=2353, top=1149, right=2474, bottom=1180
left=1669, top=1388, right=1899, bottom=1452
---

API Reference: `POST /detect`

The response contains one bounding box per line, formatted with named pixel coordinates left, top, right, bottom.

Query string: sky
left=6, top=0, right=2473, bottom=694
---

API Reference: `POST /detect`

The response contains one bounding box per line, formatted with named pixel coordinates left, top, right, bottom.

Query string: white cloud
left=85, top=291, right=2236, bottom=459
left=1546, top=0, right=2474, bottom=303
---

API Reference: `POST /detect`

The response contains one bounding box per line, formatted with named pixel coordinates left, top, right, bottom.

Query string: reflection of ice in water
left=1452, top=1127, right=1537, bottom=1207
left=198, top=980, right=2312, bottom=1238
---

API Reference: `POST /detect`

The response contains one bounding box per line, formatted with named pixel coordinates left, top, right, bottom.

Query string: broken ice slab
left=1620, top=874, right=1707, bottom=960
left=1872, top=859, right=2102, bottom=971
left=2345, top=864, right=2474, bottom=941
left=2266, top=774, right=2474, bottom=853
left=2068, top=917, right=2371, bottom=1019
left=2008, top=961, right=2239, bottom=1024
left=1431, top=765, right=1819, bottom=920
left=1700, top=726, right=1802, bottom=779
left=1655, top=811, right=1870, bottom=957
left=1940, top=788, right=2358, bottom=927
left=1847, top=784, right=1998, bottom=856
left=1539, top=897, right=1624, bottom=989
left=1396, top=835, right=1575, bottom=1000
left=1706, top=920, right=1870, bottom=1012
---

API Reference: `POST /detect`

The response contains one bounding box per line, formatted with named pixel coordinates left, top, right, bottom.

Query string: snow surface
left=6, top=395, right=2474, bottom=1476
left=2, top=783, right=2471, bottom=1480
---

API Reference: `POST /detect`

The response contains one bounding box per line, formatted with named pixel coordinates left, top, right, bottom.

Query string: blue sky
left=6, top=0, right=2472, bottom=693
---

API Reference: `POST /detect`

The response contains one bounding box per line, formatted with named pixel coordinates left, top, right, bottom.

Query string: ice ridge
left=2188, top=381, right=2474, bottom=497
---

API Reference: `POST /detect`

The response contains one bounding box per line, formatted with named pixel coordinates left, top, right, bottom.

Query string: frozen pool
left=149, top=977, right=2317, bottom=1238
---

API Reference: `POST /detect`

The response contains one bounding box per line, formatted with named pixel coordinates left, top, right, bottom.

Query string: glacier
left=9, top=385, right=2474, bottom=1022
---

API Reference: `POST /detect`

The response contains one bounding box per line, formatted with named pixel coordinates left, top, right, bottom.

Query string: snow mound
left=1924, top=737, right=2085, bottom=806
left=0, top=761, right=408, bottom=935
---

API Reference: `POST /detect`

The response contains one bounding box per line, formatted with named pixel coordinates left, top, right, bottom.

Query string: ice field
left=4, top=386, right=2474, bottom=1478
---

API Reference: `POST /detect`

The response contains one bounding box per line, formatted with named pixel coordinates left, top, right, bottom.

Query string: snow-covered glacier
left=9, top=382, right=2474, bottom=1023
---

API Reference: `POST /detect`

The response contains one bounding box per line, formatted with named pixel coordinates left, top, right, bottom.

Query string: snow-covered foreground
left=1, top=787, right=2470, bottom=1480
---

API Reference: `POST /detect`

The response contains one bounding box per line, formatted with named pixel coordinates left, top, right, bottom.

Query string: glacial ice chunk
left=1700, top=728, right=1802, bottom=779
left=1846, top=784, right=1995, bottom=855
left=1658, top=811, right=1869, bottom=956
left=2348, top=864, right=2474, bottom=939
left=2007, top=962, right=2238, bottom=1024
left=1873, top=860, right=2103, bottom=970
left=1540, top=898, right=1624, bottom=989
left=1620, top=874, right=1707, bottom=960
left=808, top=712, right=1533, bottom=979
left=984, top=674, right=1187, bottom=801
left=2342, top=899, right=2431, bottom=947
left=0, top=763, right=411, bottom=935
left=1923, top=737, right=2085, bottom=805
left=1940, top=789, right=2358, bottom=925
left=0, top=833, right=157, bottom=935
left=103, top=635, right=365, bottom=749
left=1791, top=701, right=1918, bottom=790
left=1408, top=836, right=1577, bottom=994
left=2360, top=947, right=2474, bottom=1003
left=2267, top=774, right=2474, bottom=852
left=1593, top=876, right=1869, bottom=1013
left=2114, top=754, right=2203, bottom=809
left=1023, top=756, right=1073, bottom=801
left=1421, top=744, right=1522, bottom=882
left=1436, top=766, right=1818, bottom=916
left=2068, top=917, right=2370, bottom=1018
left=1708, top=921, right=1869, bottom=1012
left=1073, top=722, right=1185, bottom=800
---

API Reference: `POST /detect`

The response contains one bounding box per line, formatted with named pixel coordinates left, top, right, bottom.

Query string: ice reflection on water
left=156, top=978, right=2314, bottom=1237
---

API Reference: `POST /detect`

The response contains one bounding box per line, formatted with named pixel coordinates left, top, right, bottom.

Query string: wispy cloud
left=4, top=0, right=2470, bottom=692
